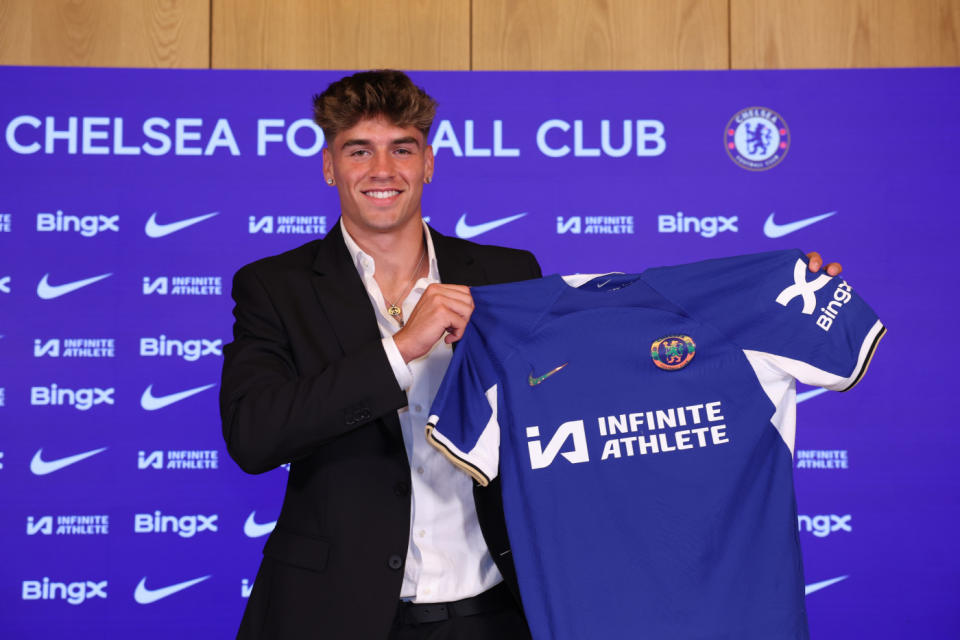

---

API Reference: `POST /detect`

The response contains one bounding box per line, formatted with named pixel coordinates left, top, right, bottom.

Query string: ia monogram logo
left=526, top=420, right=590, bottom=469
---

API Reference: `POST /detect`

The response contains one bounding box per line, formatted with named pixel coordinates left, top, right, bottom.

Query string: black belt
left=395, top=582, right=514, bottom=626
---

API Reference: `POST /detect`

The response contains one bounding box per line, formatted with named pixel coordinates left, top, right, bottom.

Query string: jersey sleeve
left=426, top=322, right=503, bottom=487
left=641, top=249, right=885, bottom=391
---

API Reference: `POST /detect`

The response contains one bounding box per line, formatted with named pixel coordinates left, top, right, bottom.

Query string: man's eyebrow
left=340, top=137, right=420, bottom=150
left=340, top=138, right=370, bottom=149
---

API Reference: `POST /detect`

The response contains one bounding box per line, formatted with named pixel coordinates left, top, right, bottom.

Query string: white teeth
left=365, top=190, right=400, bottom=199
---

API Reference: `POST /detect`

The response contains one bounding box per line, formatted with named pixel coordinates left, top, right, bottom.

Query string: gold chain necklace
left=385, top=245, right=426, bottom=325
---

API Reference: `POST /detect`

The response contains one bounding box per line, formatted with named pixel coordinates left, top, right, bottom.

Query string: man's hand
left=394, top=284, right=474, bottom=362
left=806, top=251, right=842, bottom=277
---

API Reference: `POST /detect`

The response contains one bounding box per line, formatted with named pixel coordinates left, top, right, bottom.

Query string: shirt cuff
left=382, top=336, right=413, bottom=390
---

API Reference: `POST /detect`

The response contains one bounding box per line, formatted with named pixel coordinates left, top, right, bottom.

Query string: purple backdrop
left=1, top=66, right=957, bottom=637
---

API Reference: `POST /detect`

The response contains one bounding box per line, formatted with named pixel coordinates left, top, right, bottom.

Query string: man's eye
left=350, top=149, right=370, bottom=157
left=395, top=148, right=413, bottom=155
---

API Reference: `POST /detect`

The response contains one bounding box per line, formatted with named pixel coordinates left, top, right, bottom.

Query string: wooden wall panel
left=0, top=0, right=209, bottom=68
left=472, top=0, right=728, bottom=70
left=731, top=0, right=960, bottom=69
left=212, top=0, right=470, bottom=70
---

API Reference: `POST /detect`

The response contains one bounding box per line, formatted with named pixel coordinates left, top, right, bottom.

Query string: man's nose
left=370, top=151, right=395, bottom=177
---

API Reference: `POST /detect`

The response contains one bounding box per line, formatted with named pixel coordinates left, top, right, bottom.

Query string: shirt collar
left=339, top=218, right=439, bottom=283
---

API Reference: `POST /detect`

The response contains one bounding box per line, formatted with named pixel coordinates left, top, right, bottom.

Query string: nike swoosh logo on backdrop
left=140, top=383, right=216, bottom=411
left=145, top=212, right=218, bottom=238
left=797, top=388, right=829, bottom=403
left=763, top=211, right=836, bottom=238
left=37, top=273, right=112, bottom=299
left=804, top=575, right=848, bottom=595
left=455, top=212, right=527, bottom=239
left=30, top=447, right=108, bottom=475
left=244, top=511, right=277, bottom=538
left=134, top=576, right=211, bottom=604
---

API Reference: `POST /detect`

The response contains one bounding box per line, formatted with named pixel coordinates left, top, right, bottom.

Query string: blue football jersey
left=426, top=250, right=884, bottom=639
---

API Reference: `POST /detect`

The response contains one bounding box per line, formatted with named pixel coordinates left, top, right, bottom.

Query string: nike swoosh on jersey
left=30, top=447, right=108, bottom=475
left=804, top=575, right=848, bottom=595
left=140, top=383, right=216, bottom=411
left=243, top=512, right=277, bottom=538
left=37, top=272, right=112, bottom=299
left=145, top=211, right=218, bottom=238
left=455, top=212, right=527, bottom=239
left=134, top=576, right=211, bottom=604
left=763, top=211, right=836, bottom=238
left=529, top=363, right=568, bottom=386
left=797, top=388, right=829, bottom=403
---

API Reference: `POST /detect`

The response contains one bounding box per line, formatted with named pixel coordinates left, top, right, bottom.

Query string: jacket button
left=394, top=481, right=411, bottom=497
left=388, top=554, right=403, bottom=570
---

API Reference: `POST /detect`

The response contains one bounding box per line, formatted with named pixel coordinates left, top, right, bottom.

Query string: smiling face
left=323, top=116, right=434, bottom=238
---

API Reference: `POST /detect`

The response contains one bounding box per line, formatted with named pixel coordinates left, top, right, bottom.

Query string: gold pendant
left=388, top=304, right=402, bottom=317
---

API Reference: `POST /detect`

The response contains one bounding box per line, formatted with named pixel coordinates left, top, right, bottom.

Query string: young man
left=221, top=69, right=841, bottom=639
left=220, top=70, right=540, bottom=639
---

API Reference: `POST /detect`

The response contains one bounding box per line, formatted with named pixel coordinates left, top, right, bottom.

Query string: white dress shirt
left=340, top=220, right=503, bottom=602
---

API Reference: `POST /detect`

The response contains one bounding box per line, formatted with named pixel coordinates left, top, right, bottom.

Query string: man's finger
left=825, top=262, right=842, bottom=276
left=805, top=251, right=823, bottom=272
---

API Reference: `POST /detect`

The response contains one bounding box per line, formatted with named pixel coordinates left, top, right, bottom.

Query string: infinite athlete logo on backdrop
left=725, top=107, right=790, bottom=171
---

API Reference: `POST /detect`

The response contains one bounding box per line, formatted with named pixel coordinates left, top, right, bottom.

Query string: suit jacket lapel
left=310, top=223, right=385, bottom=358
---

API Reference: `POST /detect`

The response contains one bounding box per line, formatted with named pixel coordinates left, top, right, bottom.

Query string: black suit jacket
left=220, top=223, right=541, bottom=639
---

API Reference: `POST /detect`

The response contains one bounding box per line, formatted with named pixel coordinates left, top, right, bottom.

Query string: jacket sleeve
left=219, top=263, right=407, bottom=475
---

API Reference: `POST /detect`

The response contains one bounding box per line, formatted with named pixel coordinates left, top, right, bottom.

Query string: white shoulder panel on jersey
left=741, top=351, right=798, bottom=453
left=426, top=384, right=501, bottom=487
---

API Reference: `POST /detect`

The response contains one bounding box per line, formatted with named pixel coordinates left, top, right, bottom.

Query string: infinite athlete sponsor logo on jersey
left=657, top=211, right=738, bottom=238
left=725, top=107, right=790, bottom=171
left=556, top=216, right=635, bottom=234
left=27, top=515, right=110, bottom=536
left=30, top=384, right=115, bottom=410
left=22, top=578, right=107, bottom=605
left=34, top=338, right=115, bottom=358
left=138, top=449, right=219, bottom=470
left=0, top=212, right=12, bottom=231
left=775, top=259, right=852, bottom=331
left=249, top=215, right=327, bottom=235
left=795, top=449, right=849, bottom=470
left=142, top=275, right=222, bottom=296
left=797, top=514, right=852, bottom=537
left=527, top=401, right=730, bottom=469
left=134, top=511, right=218, bottom=538
left=140, top=336, right=222, bottom=361
left=36, top=210, right=119, bottom=237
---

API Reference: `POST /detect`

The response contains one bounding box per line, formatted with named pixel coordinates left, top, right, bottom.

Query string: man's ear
left=322, top=147, right=335, bottom=185
left=424, top=145, right=435, bottom=183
